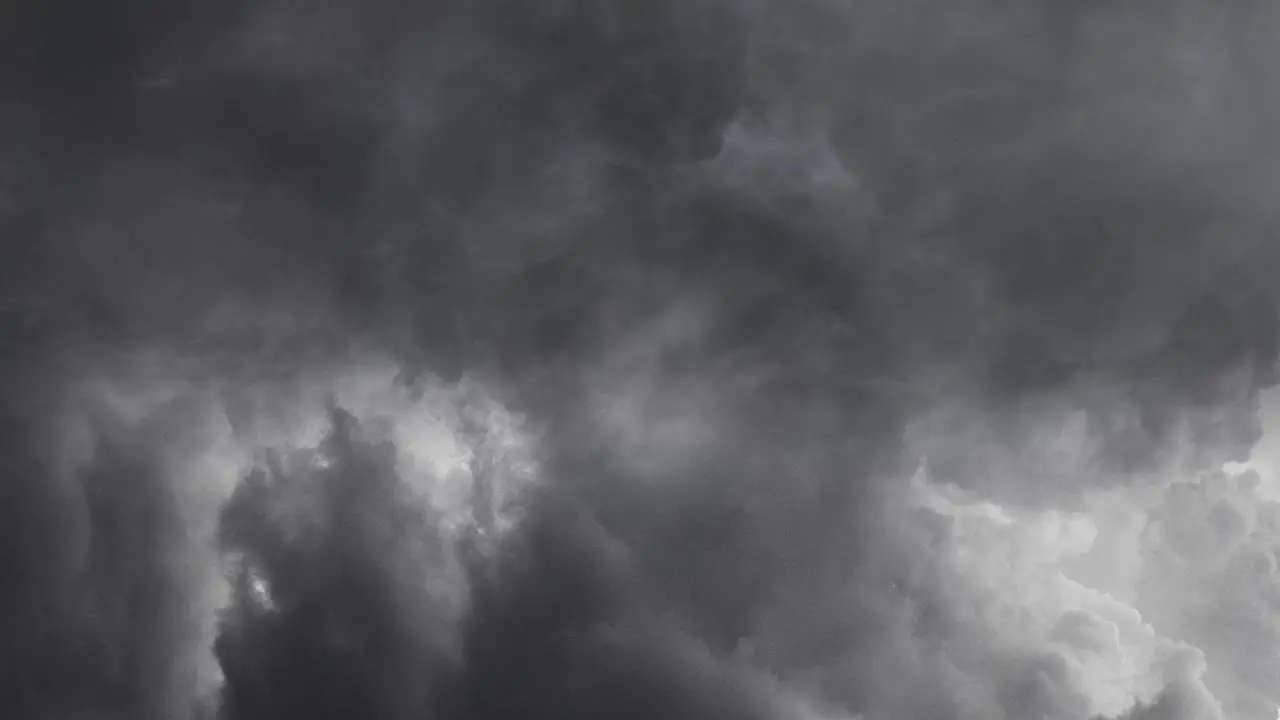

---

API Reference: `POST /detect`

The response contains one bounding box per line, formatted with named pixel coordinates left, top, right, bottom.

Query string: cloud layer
left=3, top=1, right=1280, bottom=720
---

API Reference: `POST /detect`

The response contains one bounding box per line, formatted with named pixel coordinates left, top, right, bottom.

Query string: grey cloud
left=4, top=1, right=1280, bottom=720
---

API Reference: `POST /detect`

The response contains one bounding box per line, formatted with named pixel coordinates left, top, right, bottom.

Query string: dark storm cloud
left=213, top=405, right=806, bottom=720
left=0, top=386, right=233, bottom=720
left=4, top=1, right=1280, bottom=719
left=215, top=408, right=456, bottom=720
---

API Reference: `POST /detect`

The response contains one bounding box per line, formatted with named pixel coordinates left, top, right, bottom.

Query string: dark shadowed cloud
left=3, top=2, right=1280, bottom=720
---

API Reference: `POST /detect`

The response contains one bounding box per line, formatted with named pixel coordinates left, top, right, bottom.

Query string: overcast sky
left=3, top=2, right=1280, bottom=719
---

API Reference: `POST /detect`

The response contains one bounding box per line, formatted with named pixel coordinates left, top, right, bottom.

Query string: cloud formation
left=4, top=1, right=1280, bottom=720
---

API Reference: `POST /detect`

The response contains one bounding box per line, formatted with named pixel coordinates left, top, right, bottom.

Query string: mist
left=2, top=1, right=1280, bottom=719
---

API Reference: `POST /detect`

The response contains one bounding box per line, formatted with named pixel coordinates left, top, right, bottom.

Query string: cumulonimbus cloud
left=4, top=2, right=1280, bottom=720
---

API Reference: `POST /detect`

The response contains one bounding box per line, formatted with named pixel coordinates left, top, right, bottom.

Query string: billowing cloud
left=5, top=1, right=1280, bottom=720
